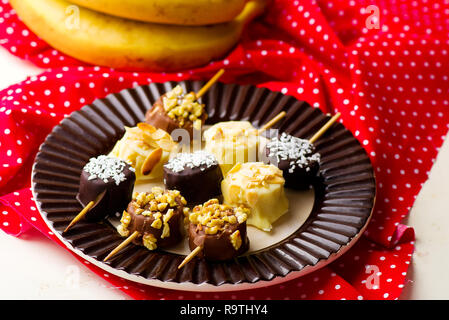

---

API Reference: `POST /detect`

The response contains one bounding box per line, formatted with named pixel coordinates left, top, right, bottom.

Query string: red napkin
left=2, top=0, right=447, bottom=299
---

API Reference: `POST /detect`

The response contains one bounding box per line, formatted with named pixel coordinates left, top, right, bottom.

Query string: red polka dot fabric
left=0, top=0, right=447, bottom=299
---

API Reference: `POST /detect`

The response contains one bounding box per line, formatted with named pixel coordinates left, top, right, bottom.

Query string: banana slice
left=10, top=0, right=267, bottom=71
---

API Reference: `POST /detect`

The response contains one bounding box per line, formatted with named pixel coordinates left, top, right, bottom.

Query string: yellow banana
left=69, top=0, right=248, bottom=25
left=10, top=0, right=267, bottom=71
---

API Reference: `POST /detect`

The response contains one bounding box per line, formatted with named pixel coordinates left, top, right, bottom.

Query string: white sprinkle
left=267, top=132, right=320, bottom=170
left=164, top=151, right=217, bottom=173
left=83, top=155, right=134, bottom=186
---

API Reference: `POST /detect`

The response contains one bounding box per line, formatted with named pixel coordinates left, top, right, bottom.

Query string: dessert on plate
left=109, top=123, right=177, bottom=181
left=221, top=162, right=289, bottom=232
left=64, top=155, right=136, bottom=232
left=116, top=187, right=187, bottom=250
left=203, top=120, right=267, bottom=175
left=186, top=198, right=250, bottom=262
left=265, top=132, right=321, bottom=190
left=145, top=85, right=208, bottom=138
left=163, top=151, right=223, bottom=205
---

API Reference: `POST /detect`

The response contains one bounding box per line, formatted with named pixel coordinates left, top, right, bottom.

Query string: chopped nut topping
left=142, top=233, right=157, bottom=250
left=151, top=217, right=162, bottom=229
left=161, top=208, right=174, bottom=239
left=118, top=187, right=186, bottom=241
left=164, top=209, right=175, bottom=223
left=132, top=187, right=185, bottom=213
left=117, top=224, right=129, bottom=237
left=230, top=230, right=242, bottom=250
left=120, top=210, right=131, bottom=227
left=189, top=199, right=249, bottom=235
left=162, top=85, right=205, bottom=127
left=157, top=202, right=168, bottom=211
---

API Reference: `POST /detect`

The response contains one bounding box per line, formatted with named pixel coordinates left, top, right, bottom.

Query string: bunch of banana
left=10, top=0, right=267, bottom=71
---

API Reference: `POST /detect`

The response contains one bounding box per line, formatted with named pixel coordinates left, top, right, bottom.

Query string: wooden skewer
left=195, top=69, right=225, bottom=99
left=63, top=190, right=106, bottom=233
left=309, top=112, right=341, bottom=144
left=178, top=245, right=203, bottom=269
left=258, top=111, right=287, bottom=134
left=103, top=230, right=140, bottom=262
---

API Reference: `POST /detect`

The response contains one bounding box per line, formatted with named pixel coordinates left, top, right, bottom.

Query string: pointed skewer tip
left=178, top=245, right=203, bottom=269
left=103, top=230, right=140, bottom=262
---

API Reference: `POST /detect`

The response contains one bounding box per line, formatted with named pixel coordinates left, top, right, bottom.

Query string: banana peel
left=69, top=0, right=248, bottom=26
left=10, top=0, right=267, bottom=71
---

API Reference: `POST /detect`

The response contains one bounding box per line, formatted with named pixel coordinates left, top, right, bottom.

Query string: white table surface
left=0, top=46, right=448, bottom=300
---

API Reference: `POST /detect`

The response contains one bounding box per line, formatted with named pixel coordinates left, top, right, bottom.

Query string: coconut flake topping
left=267, top=132, right=320, bottom=171
left=164, top=151, right=218, bottom=173
left=84, top=155, right=134, bottom=185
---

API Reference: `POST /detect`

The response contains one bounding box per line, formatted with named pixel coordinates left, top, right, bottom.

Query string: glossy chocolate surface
left=188, top=220, right=249, bottom=261
left=265, top=133, right=321, bottom=190
left=164, top=162, right=223, bottom=205
left=76, top=160, right=135, bottom=221
left=265, top=147, right=320, bottom=190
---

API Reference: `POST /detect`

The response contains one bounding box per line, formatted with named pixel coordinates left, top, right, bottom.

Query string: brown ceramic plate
left=31, top=81, right=375, bottom=292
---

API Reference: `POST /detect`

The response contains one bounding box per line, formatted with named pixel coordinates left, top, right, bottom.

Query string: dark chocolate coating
left=126, top=196, right=184, bottom=248
left=265, top=146, right=320, bottom=190
left=163, top=164, right=223, bottom=205
left=145, top=95, right=207, bottom=138
left=76, top=163, right=135, bottom=221
left=188, top=221, right=249, bottom=261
